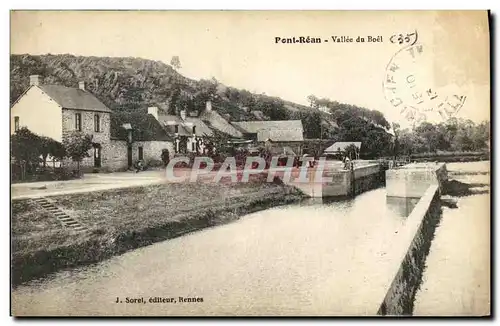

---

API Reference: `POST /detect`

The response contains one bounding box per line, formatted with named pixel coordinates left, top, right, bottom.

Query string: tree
left=344, top=144, right=359, bottom=160
left=307, top=94, right=318, bottom=108
left=11, top=127, right=43, bottom=180
left=203, top=129, right=231, bottom=157
left=392, top=122, right=401, bottom=158
left=40, top=136, right=66, bottom=168
left=63, top=132, right=93, bottom=173
left=170, top=56, right=181, bottom=70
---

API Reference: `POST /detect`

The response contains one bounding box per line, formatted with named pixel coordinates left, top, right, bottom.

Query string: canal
left=11, top=162, right=489, bottom=316
left=12, top=187, right=418, bottom=316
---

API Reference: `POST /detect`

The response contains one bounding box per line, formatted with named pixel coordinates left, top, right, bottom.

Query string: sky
left=10, top=10, right=490, bottom=126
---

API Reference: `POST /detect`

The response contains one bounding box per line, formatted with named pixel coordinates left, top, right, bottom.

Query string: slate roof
left=198, top=109, right=243, bottom=138
left=157, top=114, right=214, bottom=137
left=231, top=120, right=304, bottom=142
left=324, top=142, right=362, bottom=153
left=111, top=112, right=173, bottom=141
left=38, top=85, right=111, bottom=113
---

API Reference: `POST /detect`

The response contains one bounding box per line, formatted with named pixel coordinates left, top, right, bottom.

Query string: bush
left=11, top=167, right=80, bottom=183
left=147, top=159, right=163, bottom=168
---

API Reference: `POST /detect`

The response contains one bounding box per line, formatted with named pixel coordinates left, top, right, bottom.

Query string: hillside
left=10, top=54, right=394, bottom=157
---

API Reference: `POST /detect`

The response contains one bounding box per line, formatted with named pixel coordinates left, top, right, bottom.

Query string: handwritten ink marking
left=390, top=30, right=418, bottom=46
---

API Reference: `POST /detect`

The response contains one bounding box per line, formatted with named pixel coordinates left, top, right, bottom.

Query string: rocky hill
left=10, top=54, right=393, bottom=157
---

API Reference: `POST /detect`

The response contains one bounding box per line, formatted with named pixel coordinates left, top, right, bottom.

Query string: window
left=14, top=116, right=19, bottom=132
left=191, top=141, right=195, bottom=151
left=192, top=126, right=196, bottom=135
left=174, top=125, right=179, bottom=134
left=138, top=146, right=144, bottom=160
left=75, top=113, right=82, bottom=131
left=94, top=114, right=100, bottom=132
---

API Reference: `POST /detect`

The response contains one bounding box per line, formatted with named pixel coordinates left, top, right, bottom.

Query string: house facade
left=148, top=104, right=215, bottom=155
left=109, top=112, right=174, bottom=170
left=11, top=75, right=174, bottom=171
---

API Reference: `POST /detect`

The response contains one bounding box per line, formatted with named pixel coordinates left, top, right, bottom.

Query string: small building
left=230, top=120, right=305, bottom=155
left=109, top=112, right=174, bottom=170
left=324, top=141, right=362, bottom=160
left=198, top=100, right=243, bottom=138
left=148, top=106, right=213, bottom=154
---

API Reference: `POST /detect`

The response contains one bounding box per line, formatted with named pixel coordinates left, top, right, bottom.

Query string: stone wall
left=288, top=163, right=383, bottom=198
left=61, top=108, right=111, bottom=170
left=377, top=185, right=442, bottom=315
left=105, top=140, right=175, bottom=171
left=265, top=141, right=303, bottom=156
left=386, top=163, right=448, bottom=198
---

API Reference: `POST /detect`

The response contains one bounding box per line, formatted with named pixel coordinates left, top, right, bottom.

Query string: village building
left=109, top=112, right=174, bottom=170
left=11, top=75, right=174, bottom=171
left=323, top=141, right=362, bottom=160
left=148, top=105, right=214, bottom=154
left=230, top=120, right=305, bottom=155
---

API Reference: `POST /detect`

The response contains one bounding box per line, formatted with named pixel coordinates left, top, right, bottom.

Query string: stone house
left=10, top=75, right=174, bottom=171
left=230, top=120, right=305, bottom=155
left=109, top=112, right=174, bottom=170
left=148, top=104, right=215, bottom=154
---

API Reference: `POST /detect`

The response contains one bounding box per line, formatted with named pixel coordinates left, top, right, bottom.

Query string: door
left=93, top=144, right=102, bottom=168
left=127, top=145, right=133, bottom=168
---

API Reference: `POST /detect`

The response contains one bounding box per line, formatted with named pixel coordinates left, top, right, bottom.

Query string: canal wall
left=377, top=185, right=442, bottom=315
left=386, top=163, right=448, bottom=198
left=12, top=186, right=304, bottom=287
left=290, top=163, right=384, bottom=198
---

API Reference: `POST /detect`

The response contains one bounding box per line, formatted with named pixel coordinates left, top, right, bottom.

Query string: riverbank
left=409, top=151, right=489, bottom=163
left=12, top=178, right=304, bottom=286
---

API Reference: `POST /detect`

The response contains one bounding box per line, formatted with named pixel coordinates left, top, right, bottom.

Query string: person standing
left=161, top=149, right=170, bottom=168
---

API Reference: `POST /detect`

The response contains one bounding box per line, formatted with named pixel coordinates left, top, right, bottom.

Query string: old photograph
left=9, top=10, right=490, bottom=316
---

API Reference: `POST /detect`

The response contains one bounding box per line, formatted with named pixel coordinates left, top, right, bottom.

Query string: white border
left=2, top=2, right=498, bottom=325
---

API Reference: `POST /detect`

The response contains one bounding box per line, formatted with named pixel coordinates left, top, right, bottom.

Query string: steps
left=33, top=197, right=88, bottom=233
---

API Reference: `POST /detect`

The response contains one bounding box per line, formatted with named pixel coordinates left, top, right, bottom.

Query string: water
left=13, top=162, right=489, bottom=316
left=413, top=161, right=490, bottom=316
left=12, top=188, right=417, bottom=316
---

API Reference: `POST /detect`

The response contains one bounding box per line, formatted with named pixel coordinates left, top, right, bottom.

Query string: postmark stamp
left=383, top=43, right=467, bottom=125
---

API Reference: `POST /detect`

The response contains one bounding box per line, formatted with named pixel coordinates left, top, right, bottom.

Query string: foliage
left=170, top=56, right=181, bottom=70
left=203, top=129, right=232, bottom=156
left=63, top=132, right=93, bottom=171
left=11, top=128, right=42, bottom=166
left=344, top=144, right=359, bottom=159
left=39, top=136, right=66, bottom=167
left=11, top=127, right=68, bottom=180
left=394, top=118, right=490, bottom=156
left=307, top=94, right=318, bottom=108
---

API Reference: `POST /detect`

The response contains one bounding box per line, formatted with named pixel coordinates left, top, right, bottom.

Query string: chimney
left=29, top=75, right=41, bottom=86
left=148, top=107, right=159, bottom=120
left=180, top=110, right=187, bottom=120
left=206, top=100, right=212, bottom=112
left=78, top=81, right=86, bottom=91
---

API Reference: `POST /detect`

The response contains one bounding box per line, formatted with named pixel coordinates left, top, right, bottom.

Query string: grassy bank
left=12, top=179, right=304, bottom=286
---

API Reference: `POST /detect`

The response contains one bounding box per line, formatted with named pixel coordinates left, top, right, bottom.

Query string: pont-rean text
left=274, top=35, right=384, bottom=44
